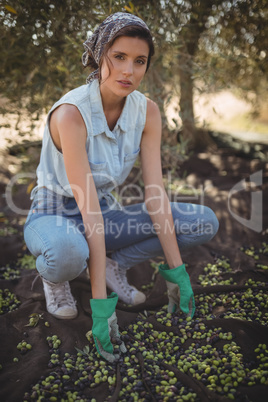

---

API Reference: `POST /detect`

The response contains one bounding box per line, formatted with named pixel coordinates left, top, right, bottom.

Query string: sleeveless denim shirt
left=31, top=79, right=147, bottom=208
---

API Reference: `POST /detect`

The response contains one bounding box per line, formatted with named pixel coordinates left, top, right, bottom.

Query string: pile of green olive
left=0, top=288, right=21, bottom=314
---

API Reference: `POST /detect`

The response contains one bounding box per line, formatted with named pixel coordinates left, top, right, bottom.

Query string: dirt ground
left=0, top=135, right=267, bottom=401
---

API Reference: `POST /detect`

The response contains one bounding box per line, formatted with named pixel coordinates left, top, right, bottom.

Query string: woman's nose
left=123, top=61, right=133, bottom=76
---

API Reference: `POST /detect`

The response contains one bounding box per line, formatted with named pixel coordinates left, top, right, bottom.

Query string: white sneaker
left=106, top=257, right=146, bottom=305
left=41, top=277, right=78, bottom=319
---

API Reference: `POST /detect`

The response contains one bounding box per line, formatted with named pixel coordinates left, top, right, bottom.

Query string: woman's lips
left=117, top=80, right=132, bottom=88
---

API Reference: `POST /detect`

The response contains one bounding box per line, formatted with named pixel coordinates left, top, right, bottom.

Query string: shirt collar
left=89, top=79, right=128, bottom=137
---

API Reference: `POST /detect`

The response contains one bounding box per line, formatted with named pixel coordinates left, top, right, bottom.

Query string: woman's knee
left=171, top=203, right=219, bottom=248
left=24, top=222, right=89, bottom=282
left=189, top=205, right=219, bottom=244
left=171, top=203, right=219, bottom=236
left=203, top=206, right=219, bottom=239
left=43, top=236, right=89, bottom=282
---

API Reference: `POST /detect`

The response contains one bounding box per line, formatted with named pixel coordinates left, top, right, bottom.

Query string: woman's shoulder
left=48, top=83, right=96, bottom=123
left=49, top=85, right=89, bottom=126
left=55, top=84, right=91, bottom=107
left=51, top=103, right=83, bottom=124
left=145, top=97, right=161, bottom=120
left=141, top=97, right=161, bottom=137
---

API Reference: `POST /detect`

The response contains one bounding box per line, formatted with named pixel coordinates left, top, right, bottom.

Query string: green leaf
left=75, top=345, right=90, bottom=356
left=75, top=347, right=85, bottom=355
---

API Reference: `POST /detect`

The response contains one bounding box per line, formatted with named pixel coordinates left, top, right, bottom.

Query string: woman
left=24, top=12, right=219, bottom=362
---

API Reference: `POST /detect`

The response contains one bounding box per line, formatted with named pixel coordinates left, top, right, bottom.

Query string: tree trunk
left=178, top=51, right=213, bottom=150
left=177, top=51, right=195, bottom=147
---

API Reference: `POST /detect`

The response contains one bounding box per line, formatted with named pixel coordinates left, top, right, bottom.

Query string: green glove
left=90, top=292, right=126, bottom=362
left=159, top=263, right=195, bottom=318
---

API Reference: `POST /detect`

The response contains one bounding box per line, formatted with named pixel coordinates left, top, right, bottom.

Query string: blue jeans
left=23, top=188, right=219, bottom=283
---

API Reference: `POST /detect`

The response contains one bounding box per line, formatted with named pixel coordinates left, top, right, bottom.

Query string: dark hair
left=103, top=25, right=154, bottom=70
left=86, top=25, right=154, bottom=81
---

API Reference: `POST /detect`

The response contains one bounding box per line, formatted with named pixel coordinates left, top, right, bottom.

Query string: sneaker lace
left=47, top=282, right=76, bottom=308
left=117, top=267, right=135, bottom=295
left=31, top=274, right=40, bottom=291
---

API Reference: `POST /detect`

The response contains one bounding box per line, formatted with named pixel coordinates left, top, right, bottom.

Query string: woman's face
left=100, top=35, right=149, bottom=99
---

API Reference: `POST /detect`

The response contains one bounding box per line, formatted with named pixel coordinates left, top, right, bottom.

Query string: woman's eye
left=137, top=59, right=146, bottom=65
left=115, top=55, right=124, bottom=60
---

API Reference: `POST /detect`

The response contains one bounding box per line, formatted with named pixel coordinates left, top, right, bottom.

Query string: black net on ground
left=0, top=247, right=268, bottom=402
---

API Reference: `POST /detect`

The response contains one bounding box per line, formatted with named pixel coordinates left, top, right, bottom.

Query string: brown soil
left=0, top=139, right=267, bottom=401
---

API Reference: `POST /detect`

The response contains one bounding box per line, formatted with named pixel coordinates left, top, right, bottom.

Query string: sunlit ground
left=0, top=112, right=45, bottom=151
left=166, top=90, right=268, bottom=144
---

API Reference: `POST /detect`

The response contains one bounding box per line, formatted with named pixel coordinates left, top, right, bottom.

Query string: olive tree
left=1, top=0, right=267, bottom=150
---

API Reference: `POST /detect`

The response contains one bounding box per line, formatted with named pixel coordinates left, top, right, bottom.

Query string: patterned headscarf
left=82, top=12, right=151, bottom=83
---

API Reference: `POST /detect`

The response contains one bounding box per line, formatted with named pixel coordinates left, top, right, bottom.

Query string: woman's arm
left=140, top=99, right=183, bottom=269
left=141, top=99, right=195, bottom=317
left=50, top=104, right=106, bottom=299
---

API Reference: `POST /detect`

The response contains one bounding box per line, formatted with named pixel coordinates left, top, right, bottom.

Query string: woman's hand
left=90, top=292, right=126, bottom=362
left=159, top=263, right=195, bottom=318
